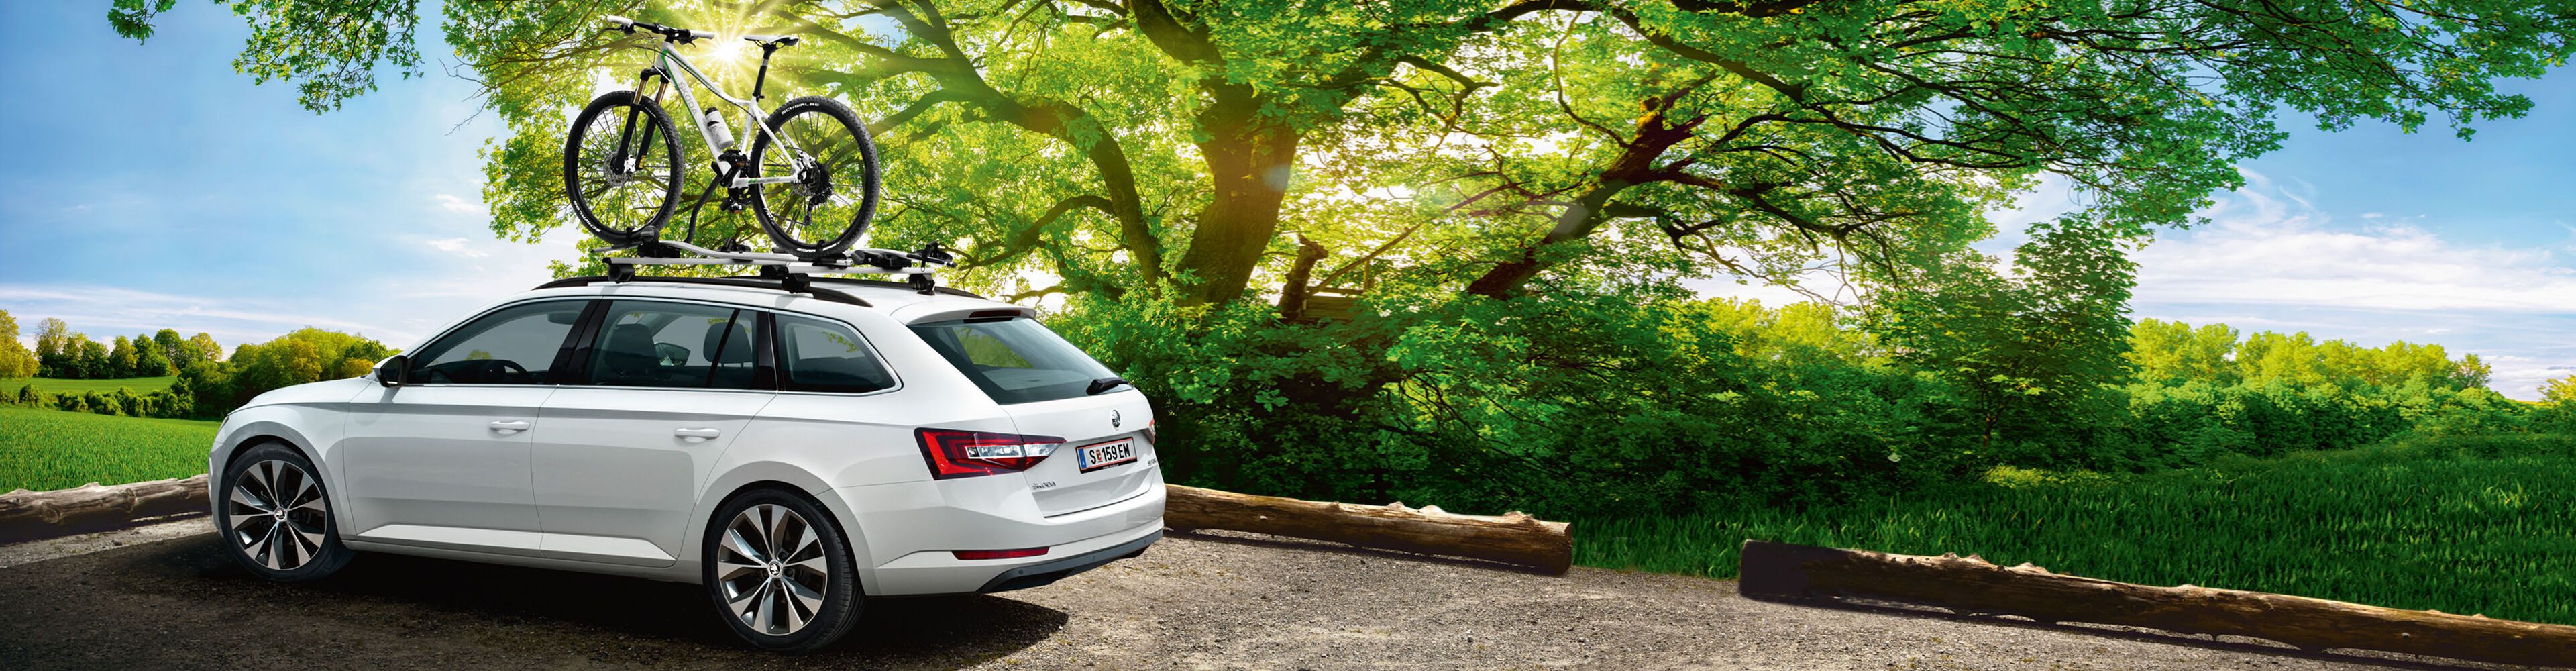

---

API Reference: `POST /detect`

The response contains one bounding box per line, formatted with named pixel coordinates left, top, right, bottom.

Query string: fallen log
left=0, top=474, right=209, bottom=542
left=1739, top=540, right=2576, bottom=667
left=1162, top=484, right=1572, bottom=574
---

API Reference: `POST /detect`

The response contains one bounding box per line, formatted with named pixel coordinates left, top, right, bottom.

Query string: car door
left=341, top=299, right=590, bottom=556
left=532, top=300, right=775, bottom=566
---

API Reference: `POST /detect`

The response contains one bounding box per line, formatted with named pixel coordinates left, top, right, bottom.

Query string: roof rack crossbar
left=531, top=276, right=877, bottom=307
left=598, top=239, right=957, bottom=297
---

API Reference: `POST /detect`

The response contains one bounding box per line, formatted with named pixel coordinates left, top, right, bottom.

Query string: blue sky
left=1, top=3, right=2572, bottom=399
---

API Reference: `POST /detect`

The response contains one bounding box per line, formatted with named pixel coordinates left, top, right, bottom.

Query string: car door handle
left=488, top=420, right=532, bottom=434
left=674, top=427, right=722, bottom=441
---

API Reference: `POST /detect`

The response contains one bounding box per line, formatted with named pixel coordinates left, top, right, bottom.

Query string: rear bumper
left=832, top=475, right=1165, bottom=596
left=975, top=529, right=1159, bottom=593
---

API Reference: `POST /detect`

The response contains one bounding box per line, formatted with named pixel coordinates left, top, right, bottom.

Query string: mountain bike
left=565, top=15, right=881, bottom=260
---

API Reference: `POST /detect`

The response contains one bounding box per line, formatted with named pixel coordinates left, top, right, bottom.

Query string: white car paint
left=206, top=278, right=1164, bottom=595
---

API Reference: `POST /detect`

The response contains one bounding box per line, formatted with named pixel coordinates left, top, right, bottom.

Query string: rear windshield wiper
left=1085, top=376, right=1130, bottom=395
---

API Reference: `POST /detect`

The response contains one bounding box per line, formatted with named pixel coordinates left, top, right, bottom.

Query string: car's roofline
left=507, top=275, right=1032, bottom=326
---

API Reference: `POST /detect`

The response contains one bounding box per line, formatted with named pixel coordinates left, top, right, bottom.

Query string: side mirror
left=376, top=354, right=410, bottom=387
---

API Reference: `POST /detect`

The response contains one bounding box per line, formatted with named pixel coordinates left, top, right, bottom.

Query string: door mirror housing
left=376, top=354, right=410, bottom=387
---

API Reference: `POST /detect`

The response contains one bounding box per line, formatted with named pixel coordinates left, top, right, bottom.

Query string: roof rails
left=804, top=276, right=987, bottom=299
left=531, top=275, right=876, bottom=307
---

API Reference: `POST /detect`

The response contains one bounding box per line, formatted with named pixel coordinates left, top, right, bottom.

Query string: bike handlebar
left=602, top=15, right=716, bottom=43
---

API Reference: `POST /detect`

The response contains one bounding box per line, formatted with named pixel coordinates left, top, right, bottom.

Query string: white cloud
left=421, top=236, right=490, bottom=257
left=432, top=193, right=482, bottom=213
left=2133, top=172, right=2576, bottom=313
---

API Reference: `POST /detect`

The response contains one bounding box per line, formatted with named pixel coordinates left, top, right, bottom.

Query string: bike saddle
left=743, top=34, right=800, bottom=47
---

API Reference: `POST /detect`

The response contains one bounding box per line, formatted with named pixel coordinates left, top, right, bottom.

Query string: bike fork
left=614, top=68, right=670, bottom=177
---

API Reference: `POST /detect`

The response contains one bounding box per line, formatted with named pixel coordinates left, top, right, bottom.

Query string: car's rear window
left=910, top=318, right=1115, bottom=404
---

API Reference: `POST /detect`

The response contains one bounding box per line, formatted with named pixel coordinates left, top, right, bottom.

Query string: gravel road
left=0, top=519, right=2560, bottom=670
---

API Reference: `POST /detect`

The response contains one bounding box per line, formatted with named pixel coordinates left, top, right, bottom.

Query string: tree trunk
left=0, top=474, right=208, bottom=541
left=1163, top=484, right=1573, bottom=574
left=1175, top=112, right=1299, bottom=305
left=1739, top=540, right=2576, bottom=667
left=1275, top=235, right=1328, bottom=321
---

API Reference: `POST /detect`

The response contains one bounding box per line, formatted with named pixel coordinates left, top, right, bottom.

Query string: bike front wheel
left=750, top=96, right=882, bottom=260
left=564, top=90, right=684, bottom=248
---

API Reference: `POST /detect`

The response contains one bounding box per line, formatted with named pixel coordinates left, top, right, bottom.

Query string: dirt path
left=0, top=521, right=2558, bottom=670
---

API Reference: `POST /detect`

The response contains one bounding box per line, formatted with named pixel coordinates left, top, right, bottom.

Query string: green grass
left=0, top=406, right=218, bottom=492
left=7, top=376, right=178, bottom=396
left=1574, top=432, right=2576, bottom=625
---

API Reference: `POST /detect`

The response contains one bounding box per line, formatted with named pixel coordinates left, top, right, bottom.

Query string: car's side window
left=775, top=314, right=895, bottom=394
left=407, top=301, right=588, bottom=385
left=583, top=301, right=762, bottom=389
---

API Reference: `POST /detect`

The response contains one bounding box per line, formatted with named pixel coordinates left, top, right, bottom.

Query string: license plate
left=1075, top=438, right=1137, bottom=472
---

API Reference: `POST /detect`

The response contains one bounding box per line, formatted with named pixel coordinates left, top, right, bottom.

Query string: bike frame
left=634, top=38, right=810, bottom=188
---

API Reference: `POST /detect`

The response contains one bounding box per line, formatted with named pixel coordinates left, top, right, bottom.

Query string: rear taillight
left=953, top=547, right=1049, bottom=560
left=916, top=428, right=1065, bottom=480
left=1142, top=419, right=1157, bottom=444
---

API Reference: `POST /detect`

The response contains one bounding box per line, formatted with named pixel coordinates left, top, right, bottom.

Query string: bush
left=1049, top=282, right=2548, bottom=522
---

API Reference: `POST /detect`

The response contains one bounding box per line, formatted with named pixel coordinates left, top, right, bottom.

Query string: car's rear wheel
left=217, top=442, right=354, bottom=581
left=704, top=488, right=861, bottom=652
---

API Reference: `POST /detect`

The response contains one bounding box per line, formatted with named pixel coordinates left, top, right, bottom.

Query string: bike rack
left=600, top=240, right=955, bottom=295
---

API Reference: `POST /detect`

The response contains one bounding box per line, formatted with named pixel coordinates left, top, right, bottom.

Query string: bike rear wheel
left=565, top=90, right=684, bottom=248
left=750, top=96, right=881, bottom=260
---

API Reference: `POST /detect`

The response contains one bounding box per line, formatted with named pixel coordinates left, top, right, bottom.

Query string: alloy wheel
left=225, top=460, right=329, bottom=571
left=714, top=503, right=832, bottom=636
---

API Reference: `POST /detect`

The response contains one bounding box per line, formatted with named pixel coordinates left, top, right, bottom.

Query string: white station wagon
left=206, top=275, right=1165, bottom=652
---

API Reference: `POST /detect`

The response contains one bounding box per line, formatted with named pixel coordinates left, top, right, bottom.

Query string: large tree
left=111, top=0, right=2576, bottom=308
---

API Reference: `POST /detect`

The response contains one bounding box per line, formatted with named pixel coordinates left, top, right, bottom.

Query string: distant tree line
left=1, top=309, right=392, bottom=420
left=1065, top=267, right=2576, bottom=519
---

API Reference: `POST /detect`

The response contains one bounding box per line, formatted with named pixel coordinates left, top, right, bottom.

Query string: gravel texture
left=0, top=521, right=2561, bottom=670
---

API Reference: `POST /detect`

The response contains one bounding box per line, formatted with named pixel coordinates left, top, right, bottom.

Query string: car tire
left=703, top=488, right=862, bottom=653
left=215, top=442, right=355, bottom=581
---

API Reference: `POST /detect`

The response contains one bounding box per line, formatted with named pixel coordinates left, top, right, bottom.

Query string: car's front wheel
left=704, top=488, right=861, bottom=653
left=217, top=442, right=354, bottom=580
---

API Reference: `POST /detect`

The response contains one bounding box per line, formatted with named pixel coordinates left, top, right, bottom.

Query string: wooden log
left=1163, top=484, right=1572, bottom=574
left=0, top=474, right=210, bottom=542
left=1739, top=539, right=2576, bottom=667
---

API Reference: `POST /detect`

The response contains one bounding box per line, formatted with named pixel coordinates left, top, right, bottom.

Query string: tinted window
left=776, top=315, right=894, bottom=393
left=910, top=318, right=1114, bottom=404
left=409, top=301, right=586, bottom=384
left=584, top=301, right=760, bottom=389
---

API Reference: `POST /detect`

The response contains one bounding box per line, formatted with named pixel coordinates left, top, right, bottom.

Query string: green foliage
left=119, top=1, right=2576, bottom=305
left=1872, top=217, right=2139, bottom=464
left=0, top=407, right=221, bottom=491
left=12, top=376, right=176, bottom=396
left=1, top=313, right=383, bottom=419
left=2539, top=374, right=2576, bottom=405
left=1575, top=432, right=2576, bottom=625
left=130, top=332, right=174, bottom=377
left=107, top=336, right=140, bottom=379
left=180, top=328, right=394, bottom=416
left=0, top=310, right=36, bottom=378
left=109, top=0, right=423, bottom=111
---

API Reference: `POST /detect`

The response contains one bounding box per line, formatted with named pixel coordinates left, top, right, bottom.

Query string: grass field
left=0, top=406, right=217, bottom=492
left=1573, top=432, right=2576, bottom=625
left=5, top=376, right=178, bottom=396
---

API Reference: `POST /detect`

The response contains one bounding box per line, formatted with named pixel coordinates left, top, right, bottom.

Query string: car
left=205, top=274, right=1165, bottom=652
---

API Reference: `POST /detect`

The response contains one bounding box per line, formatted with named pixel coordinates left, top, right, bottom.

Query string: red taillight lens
left=1142, top=419, right=1157, bottom=444
left=916, top=428, right=1065, bottom=480
left=952, top=547, right=1049, bottom=560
